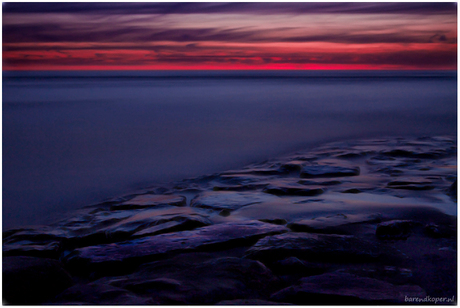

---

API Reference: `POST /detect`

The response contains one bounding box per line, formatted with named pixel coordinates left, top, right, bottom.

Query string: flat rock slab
left=113, top=194, right=186, bottom=209
left=64, top=221, right=288, bottom=274
left=191, top=191, right=276, bottom=211
left=270, top=272, right=426, bottom=304
left=288, top=213, right=383, bottom=234
left=3, top=256, right=73, bottom=304
left=244, top=232, right=383, bottom=263
left=104, top=257, right=280, bottom=304
left=300, top=165, right=360, bottom=178
left=99, top=209, right=212, bottom=240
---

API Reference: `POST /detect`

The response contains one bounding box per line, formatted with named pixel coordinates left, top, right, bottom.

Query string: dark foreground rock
left=64, top=221, right=288, bottom=275
left=100, top=257, right=280, bottom=304
left=270, top=272, right=426, bottom=304
left=3, top=256, right=73, bottom=304
left=51, top=282, right=156, bottom=305
left=376, top=220, right=417, bottom=240
left=288, top=213, right=383, bottom=234
left=244, top=232, right=385, bottom=263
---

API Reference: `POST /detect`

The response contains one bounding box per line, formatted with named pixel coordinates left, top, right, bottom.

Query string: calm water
left=2, top=70, right=457, bottom=229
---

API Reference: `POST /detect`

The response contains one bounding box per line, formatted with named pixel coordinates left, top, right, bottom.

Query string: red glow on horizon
left=3, top=63, right=456, bottom=71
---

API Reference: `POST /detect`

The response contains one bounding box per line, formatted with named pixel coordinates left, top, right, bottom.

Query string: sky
left=2, top=2, right=458, bottom=70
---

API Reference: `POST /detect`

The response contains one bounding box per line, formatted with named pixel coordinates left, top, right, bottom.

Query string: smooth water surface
left=3, top=70, right=457, bottom=229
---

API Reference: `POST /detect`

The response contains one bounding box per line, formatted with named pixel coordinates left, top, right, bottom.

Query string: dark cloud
left=3, top=22, right=455, bottom=46
left=2, top=2, right=456, bottom=15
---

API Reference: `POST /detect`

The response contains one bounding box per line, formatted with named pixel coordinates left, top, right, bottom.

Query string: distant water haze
left=2, top=70, right=457, bottom=229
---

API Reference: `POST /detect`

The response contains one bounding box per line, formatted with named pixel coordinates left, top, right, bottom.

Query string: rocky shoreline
left=3, top=136, right=457, bottom=305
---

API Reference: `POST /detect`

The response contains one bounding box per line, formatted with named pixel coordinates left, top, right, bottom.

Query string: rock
left=51, top=282, right=156, bottom=305
left=387, top=180, right=434, bottom=191
left=190, top=191, right=276, bottom=211
left=101, top=210, right=212, bottom=240
left=342, top=188, right=362, bottom=194
left=300, top=165, right=360, bottom=178
left=245, top=232, right=382, bottom=264
left=112, top=194, right=186, bottom=210
left=287, top=213, right=382, bottom=234
left=263, top=183, right=324, bottom=197
left=105, top=257, right=280, bottom=304
left=259, top=218, right=288, bottom=225
left=55, top=207, right=210, bottom=248
left=3, top=256, right=73, bottom=304
left=280, top=160, right=306, bottom=172
left=270, top=272, right=426, bottom=304
left=63, top=221, right=288, bottom=275
left=424, top=223, right=456, bottom=239
left=3, top=239, right=62, bottom=259
left=270, top=257, right=328, bottom=276
left=376, top=220, right=416, bottom=240
left=381, top=149, right=446, bottom=159
left=218, top=209, right=231, bottom=217
left=3, top=227, right=69, bottom=258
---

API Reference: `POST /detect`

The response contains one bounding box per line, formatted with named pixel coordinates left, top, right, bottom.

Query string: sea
left=2, top=70, right=457, bottom=229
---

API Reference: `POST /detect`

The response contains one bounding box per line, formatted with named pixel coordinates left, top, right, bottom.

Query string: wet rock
left=270, top=272, right=426, bottom=304
left=287, top=213, right=382, bottom=234
left=63, top=221, right=288, bottom=275
left=112, top=194, right=186, bottom=210
left=218, top=209, right=231, bottom=217
left=3, top=239, right=62, bottom=259
left=381, top=148, right=447, bottom=159
left=3, top=227, right=68, bottom=258
left=259, top=218, right=288, bottom=225
left=424, top=223, right=456, bottom=239
left=387, top=180, right=434, bottom=191
left=339, top=265, right=414, bottom=286
left=191, top=191, right=276, bottom=211
left=300, top=165, right=360, bottom=178
left=342, top=188, right=362, bottom=194
left=270, top=257, right=328, bottom=277
left=245, top=232, right=382, bottom=264
left=280, top=160, right=306, bottom=172
left=51, top=282, right=156, bottom=305
left=101, top=210, right=212, bottom=240
left=3, top=256, right=73, bottom=304
left=263, top=183, right=324, bottom=196
left=376, top=220, right=416, bottom=240
left=105, top=257, right=280, bottom=304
